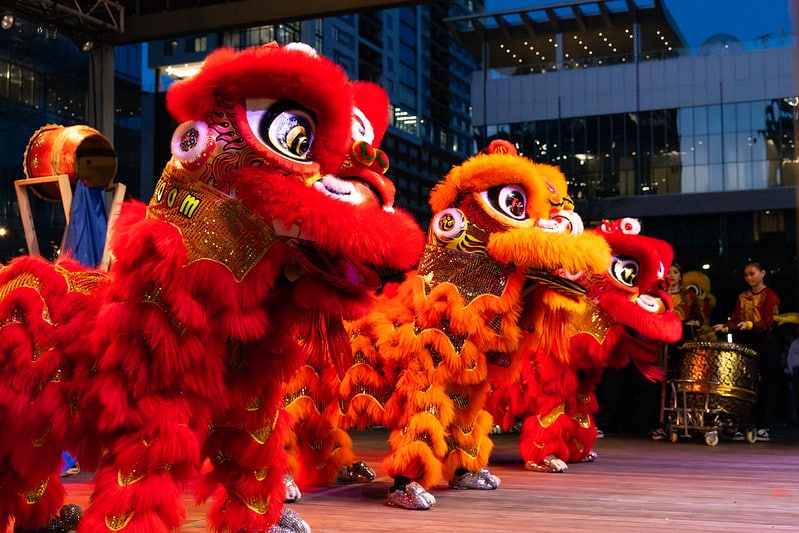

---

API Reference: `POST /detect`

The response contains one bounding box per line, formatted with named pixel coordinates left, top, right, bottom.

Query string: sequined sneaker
left=283, top=474, right=302, bottom=503
left=524, top=455, right=568, bottom=472
left=449, top=468, right=501, bottom=490
left=336, top=460, right=376, bottom=483
left=269, top=508, right=311, bottom=533
left=386, top=481, right=436, bottom=510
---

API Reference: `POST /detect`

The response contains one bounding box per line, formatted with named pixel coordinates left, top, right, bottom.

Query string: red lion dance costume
left=489, top=217, right=682, bottom=472
left=0, top=42, right=422, bottom=533
left=281, top=80, right=422, bottom=494
left=341, top=141, right=611, bottom=509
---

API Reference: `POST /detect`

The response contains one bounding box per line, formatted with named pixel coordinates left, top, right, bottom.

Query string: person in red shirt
left=714, top=261, right=781, bottom=440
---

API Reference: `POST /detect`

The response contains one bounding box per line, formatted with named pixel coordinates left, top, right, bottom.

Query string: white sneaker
left=756, top=428, right=770, bottom=441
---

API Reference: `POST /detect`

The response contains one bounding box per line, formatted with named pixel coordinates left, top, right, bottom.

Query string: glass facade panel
left=488, top=98, right=796, bottom=199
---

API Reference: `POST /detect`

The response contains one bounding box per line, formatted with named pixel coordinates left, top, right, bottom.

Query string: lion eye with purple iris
left=481, top=184, right=528, bottom=222
left=245, top=98, right=317, bottom=162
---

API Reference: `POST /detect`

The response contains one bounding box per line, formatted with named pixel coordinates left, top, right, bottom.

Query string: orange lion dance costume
left=341, top=140, right=611, bottom=509
left=0, top=42, right=422, bottom=533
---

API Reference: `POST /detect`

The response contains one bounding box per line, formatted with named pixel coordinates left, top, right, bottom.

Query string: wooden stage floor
left=59, top=427, right=799, bottom=532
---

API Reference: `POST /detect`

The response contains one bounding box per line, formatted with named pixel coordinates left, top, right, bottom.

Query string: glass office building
left=447, top=0, right=798, bottom=315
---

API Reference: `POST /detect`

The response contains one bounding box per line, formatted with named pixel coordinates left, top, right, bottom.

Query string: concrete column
left=87, top=42, right=115, bottom=143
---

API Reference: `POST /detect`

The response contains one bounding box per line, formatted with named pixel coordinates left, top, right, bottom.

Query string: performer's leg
left=202, top=412, right=290, bottom=532
left=443, top=382, right=499, bottom=489
left=382, top=375, right=451, bottom=510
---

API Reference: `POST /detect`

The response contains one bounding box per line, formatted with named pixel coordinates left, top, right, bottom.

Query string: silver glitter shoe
left=268, top=508, right=311, bottom=533
left=581, top=450, right=598, bottom=463
left=283, top=474, right=302, bottom=503
left=524, top=454, right=568, bottom=473
left=336, top=460, right=376, bottom=483
left=449, top=468, right=501, bottom=490
left=386, top=481, right=436, bottom=510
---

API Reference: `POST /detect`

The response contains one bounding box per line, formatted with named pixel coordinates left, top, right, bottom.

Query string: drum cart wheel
left=745, top=428, right=757, bottom=444
left=669, top=431, right=679, bottom=443
left=704, top=430, right=719, bottom=446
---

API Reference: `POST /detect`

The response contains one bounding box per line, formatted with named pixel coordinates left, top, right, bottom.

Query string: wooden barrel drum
left=22, top=124, right=117, bottom=201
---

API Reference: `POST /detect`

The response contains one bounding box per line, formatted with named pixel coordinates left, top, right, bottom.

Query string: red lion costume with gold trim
left=488, top=217, right=682, bottom=471
left=0, top=43, right=422, bottom=533
left=340, top=141, right=611, bottom=509
left=281, top=80, right=422, bottom=493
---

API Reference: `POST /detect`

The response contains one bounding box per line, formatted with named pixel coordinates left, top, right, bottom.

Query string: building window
left=185, top=36, right=207, bottom=54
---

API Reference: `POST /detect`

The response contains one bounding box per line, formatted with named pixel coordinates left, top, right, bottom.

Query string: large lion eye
left=480, top=184, right=528, bottom=221
left=245, top=98, right=316, bottom=162
left=351, top=107, right=375, bottom=144
left=610, top=255, right=639, bottom=288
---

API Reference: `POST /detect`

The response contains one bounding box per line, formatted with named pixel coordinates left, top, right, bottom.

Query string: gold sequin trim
left=21, top=478, right=48, bottom=504
left=0, top=273, right=53, bottom=327
left=353, top=348, right=368, bottom=364
left=105, top=509, right=134, bottom=531
left=413, top=430, right=434, bottom=448
left=250, top=411, right=280, bottom=444
left=428, top=345, right=445, bottom=368
left=142, top=285, right=186, bottom=335
left=0, top=272, right=42, bottom=300
left=416, top=318, right=466, bottom=355
left=146, top=168, right=278, bottom=282
left=450, top=393, right=470, bottom=410
left=446, top=436, right=480, bottom=458
left=231, top=489, right=271, bottom=515
left=32, top=425, right=50, bottom=447
left=118, top=467, right=145, bottom=486
left=487, top=313, right=503, bottom=335
left=284, top=386, right=323, bottom=413
left=337, top=380, right=393, bottom=413
left=208, top=410, right=280, bottom=444
left=538, top=403, right=565, bottom=428
left=417, top=245, right=514, bottom=305
left=55, top=265, right=109, bottom=295
left=246, top=397, right=264, bottom=411
left=573, top=412, right=590, bottom=429
left=569, top=300, right=613, bottom=343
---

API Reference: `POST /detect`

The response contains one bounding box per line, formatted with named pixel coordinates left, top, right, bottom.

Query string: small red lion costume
left=488, top=217, right=682, bottom=471
left=341, top=141, right=611, bottom=509
left=0, top=43, right=422, bottom=533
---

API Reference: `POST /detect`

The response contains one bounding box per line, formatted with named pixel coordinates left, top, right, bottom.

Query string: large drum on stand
left=22, top=124, right=117, bottom=200
left=667, top=341, right=759, bottom=445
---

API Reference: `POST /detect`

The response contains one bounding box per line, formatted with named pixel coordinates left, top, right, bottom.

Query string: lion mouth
left=312, top=171, right=396, bottom=213
left=525, top=269, right=588, bottom=295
